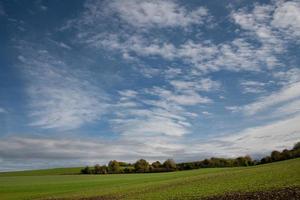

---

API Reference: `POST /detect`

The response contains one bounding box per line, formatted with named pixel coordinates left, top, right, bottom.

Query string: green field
left=0, top=158, right=299, bottom=200
left=0, top=167, right=82, bottom=177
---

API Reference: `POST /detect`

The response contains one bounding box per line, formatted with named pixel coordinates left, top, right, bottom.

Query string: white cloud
left=147, top=87, right=212, bottom=106
left=272, top=99, right=300, bottom=117
left=243, top=81, right=300, bottom=115
left=40, top=5, right=48, bottom=11
left=58, top=42, right=71, bottom=50
left=0, top=107, right=6, bottom=113
left=164, top=67, right=182, bottom=79
left=112, top=89, right=195, bottom=137
left=167, top=92, right=211, bottom=105
left=188, top=114, right=300, bottom=158
left=202, top=111, right=212, bottom=116
left=111, top=82, right=210, bottom=138
left=273, top=68, right=300, bottom=85
left=225, top=106, right=242, bottom=113
left=97, top=34, right=279, bottom=73
left=240, top=80, right=267, bottom=94
left=136, top=66, right=161, bottom=78
left=113, top=115, right=188, bottom=137
left=66, top=0, right=290, bottom=75
left=17, top=41, right=108, bottom=130
left=0, top=136, right=152, bottom=166
left=171, top=78, right=220, bottom=92
left=272, top=1, right=300, bottom=39
left=222, top=115, right=300, bottom=155
left=93, top=34, right=177, bottom=60
left=232, top=0, right=300, bottom=43
left=232, top=4, right=274, bottom=41
left=0, top=133, right=187, bottom=171
left=0, top=3, right=6, bottom=16
left=1, top=114, right=299, bottom=171
left=106, top=0, right=208, bottom=29
left=227, top=79, right=300, bottom=116
left=241, top=80, right=266, bottom=87
left=118, top=90, right=138, bottom=98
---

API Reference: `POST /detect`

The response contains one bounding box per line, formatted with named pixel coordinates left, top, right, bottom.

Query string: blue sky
left=0, top=0, right=300, bottom=171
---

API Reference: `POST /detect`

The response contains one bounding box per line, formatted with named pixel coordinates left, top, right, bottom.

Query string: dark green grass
left=0, top=158, right=299, bottom=200
left=0, top=167, right=82, bottom=177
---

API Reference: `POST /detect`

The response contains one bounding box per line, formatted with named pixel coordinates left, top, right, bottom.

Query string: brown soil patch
left=75, top=196, right=119, bottom=200
left=200, top=187, right=300, bottom=200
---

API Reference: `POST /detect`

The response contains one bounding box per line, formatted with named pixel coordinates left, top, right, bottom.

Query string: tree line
left=81, top=159, right=177, bottom=174
left=81, top=142, right=300, bottom=174
left=260, top=142, right=300, bottom=164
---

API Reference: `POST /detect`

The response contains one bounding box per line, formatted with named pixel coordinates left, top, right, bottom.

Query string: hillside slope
left=0, top=158, right=299, bottom=200
left=0, top=167, right=82, bottom=177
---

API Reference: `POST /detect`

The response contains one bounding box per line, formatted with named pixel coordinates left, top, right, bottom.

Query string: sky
left=0, top=0, right=300, bottom=171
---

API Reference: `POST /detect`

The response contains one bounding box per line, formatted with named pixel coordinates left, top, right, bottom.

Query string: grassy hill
left=0, top=167, right=82, bottom=177
left=0, top=158, right=299, bottom=200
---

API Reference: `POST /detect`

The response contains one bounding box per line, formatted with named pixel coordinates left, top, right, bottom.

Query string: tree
left=118, top=162, right=129, bottom=167
left=163, top=159, right=177, bottom=171
left=94, top=164, right=101, bottom=174
left=260, top=156, right=271, bottom=164
left=134, top=159, right=150, bottom=173
left=201, top=159, right=211, bottom=167
left=124, top=167, right=134, bottom=173
left=99, top=165, right=108, bottom=174
left=271, top=151, right=281, bottom=161
left=281, top=149, right=292, bottom=160
left=108, top=160, right=120, bottom=173
left=244, top=155, right=254, bottom=166
left=293, top=142, right=300, bottom=150
left=151, top=161, right=161, bottom=168
left=81, top=166, right=92, bottom=174
left=235, top=157, right=249, bottom=166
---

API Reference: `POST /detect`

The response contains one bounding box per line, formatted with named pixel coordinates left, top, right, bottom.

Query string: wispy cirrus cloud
left=0, top=107, right=6, bottom=113
left=111, top=87, right=202, bottom=137
left=145, top=86, right=212, bottom=106
left=108, top=67, right=215, bottom=139
left=240, top=80, right=267, bottom=94
left=188, top=114, right=300, bottom=158
left=17, top=41, right=108, bottom=130
left=243, top=81, right=300, bottom=115
left=273, top=99, right=300, bottom=117
left=226, top=81, right=300, bottom=116
left=0, top=2, right=6, bottom=16
left=170, top=78, right=220, bottom=93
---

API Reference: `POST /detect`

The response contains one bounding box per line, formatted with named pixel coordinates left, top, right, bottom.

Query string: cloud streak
left=1, top=113, right=299, bottom=171
left=17, top=41, right=108, bottom=130
left=188, top=114, right=300, bottom=158
left=243, top=81, right=300, bottom=115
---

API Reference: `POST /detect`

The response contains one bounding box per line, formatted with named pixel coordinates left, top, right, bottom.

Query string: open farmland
left=0, top=158, right=299, bottom=200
